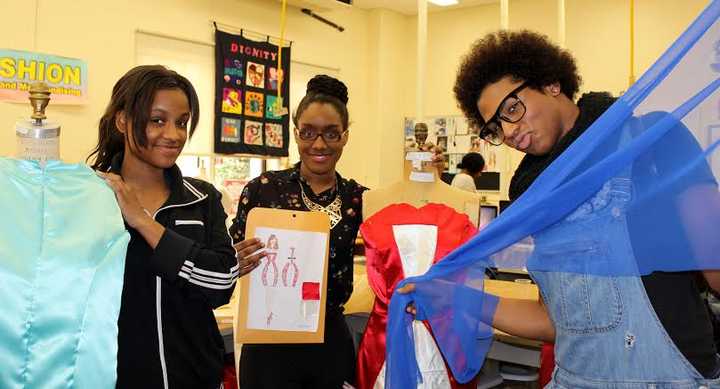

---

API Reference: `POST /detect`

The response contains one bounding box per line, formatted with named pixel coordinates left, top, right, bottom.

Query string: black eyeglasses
left=295, top=128, right=347, bottom=144
left=479, top=82, right=529, bottom=146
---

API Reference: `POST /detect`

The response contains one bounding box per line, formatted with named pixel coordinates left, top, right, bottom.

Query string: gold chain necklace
left=299, top=182, right=343, bottom=229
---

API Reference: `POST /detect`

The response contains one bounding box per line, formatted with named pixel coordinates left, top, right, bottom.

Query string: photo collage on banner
left=403, top=116, right=508, bottom=173
left=214, top=29, right=291, bottom=156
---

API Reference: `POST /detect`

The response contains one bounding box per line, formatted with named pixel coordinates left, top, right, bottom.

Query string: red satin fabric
left=356, top=203, right=479, bottom=389
left=539, top=343, right=555, bottom=387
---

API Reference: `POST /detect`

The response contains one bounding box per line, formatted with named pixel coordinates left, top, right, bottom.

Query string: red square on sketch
left=302, top=282, right=320, bottom=300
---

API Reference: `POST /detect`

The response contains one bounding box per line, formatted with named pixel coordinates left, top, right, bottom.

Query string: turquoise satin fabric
left=0, top=157, right=129, bottom=388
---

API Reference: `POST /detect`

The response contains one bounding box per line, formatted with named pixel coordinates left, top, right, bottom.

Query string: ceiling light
left=428, top=0, right=459, bottom=6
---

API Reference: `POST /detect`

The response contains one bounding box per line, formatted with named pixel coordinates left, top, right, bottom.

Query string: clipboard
left=235, top=207, right=330, bottom=343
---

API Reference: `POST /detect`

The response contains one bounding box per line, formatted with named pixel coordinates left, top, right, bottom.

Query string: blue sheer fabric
left=0, top=158, right=129, bottom=388
left=387, top=1, right=720, bottom=387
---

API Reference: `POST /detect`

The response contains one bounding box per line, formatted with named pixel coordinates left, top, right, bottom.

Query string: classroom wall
left=0, top=0, right=711, bottom=194
left=0, top=0, right=382, bottom=186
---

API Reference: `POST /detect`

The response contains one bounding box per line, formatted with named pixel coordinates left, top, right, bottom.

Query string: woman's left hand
left=97, top=171, right=153, bottom=229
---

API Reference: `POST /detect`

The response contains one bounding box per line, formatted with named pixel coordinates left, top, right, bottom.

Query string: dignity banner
left=214, top=29, right=291, bottom=157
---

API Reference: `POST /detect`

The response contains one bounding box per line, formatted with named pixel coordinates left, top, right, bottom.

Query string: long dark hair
left=292, top=74, right=349, bottom=130
left=87, top=65, right=200, bottom=171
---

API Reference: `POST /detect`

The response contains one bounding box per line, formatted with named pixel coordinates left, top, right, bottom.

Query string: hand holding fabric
left=97, top=172, right=154, bottom=229
left=97, top=171, right=165, bottom=249
left=387, top=262, right=499, bottom=388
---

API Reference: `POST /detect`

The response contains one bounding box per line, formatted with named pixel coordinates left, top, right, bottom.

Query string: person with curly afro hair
left=449, top=30, right=720, bottom=387
left=455, top=30, right=583, bottom=157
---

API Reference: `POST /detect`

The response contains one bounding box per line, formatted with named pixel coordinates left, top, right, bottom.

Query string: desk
left=496, top=267, right=529, bottom=276
left=484, top=279, right=537, bottom=300
left=483, top=279, right=542, bottom=367
left=215, top=272, right=544, bottom=366
left=215, top=306, right=234, bottom=354
left=344, top=262, right=374, bottom=314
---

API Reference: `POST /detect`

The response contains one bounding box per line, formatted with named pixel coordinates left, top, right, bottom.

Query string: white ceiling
left=352, top=0, right=499, bottom=15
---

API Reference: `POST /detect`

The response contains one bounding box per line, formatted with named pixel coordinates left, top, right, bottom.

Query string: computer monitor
left=440, top=172, right=501, bottom=192
left=474, top=172, right=501, bottom=191
left=479, top=205, right=498, bottom=229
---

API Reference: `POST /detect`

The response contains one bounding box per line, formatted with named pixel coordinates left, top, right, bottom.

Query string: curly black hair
left=293, top=74, right=350, bottom=130
left=454, top=30, right=581, bottom=129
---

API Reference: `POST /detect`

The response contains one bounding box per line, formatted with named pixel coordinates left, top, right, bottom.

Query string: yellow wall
left=366, top=9, right=415, bottom=187
left=0, top=0, right=381, bottom=186
left=634, top=0, right=709, bottom=79
left=0, top=0, right=712, bottom=194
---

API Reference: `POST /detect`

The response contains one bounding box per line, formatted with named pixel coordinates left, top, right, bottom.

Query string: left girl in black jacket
left=88, top=65, right=245, bottom=389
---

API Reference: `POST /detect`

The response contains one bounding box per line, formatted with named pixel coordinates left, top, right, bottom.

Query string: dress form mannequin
left=357, top=155, right=482, bottom=389
left=0, top=82, right=129, bottom=388
left=362, top=159, right=481, bottom=226
left=15, top=82, right=61, bottom=165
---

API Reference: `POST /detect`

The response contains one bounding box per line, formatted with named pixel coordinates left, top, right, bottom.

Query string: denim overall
left=529, top=169, right=720, bottom=388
